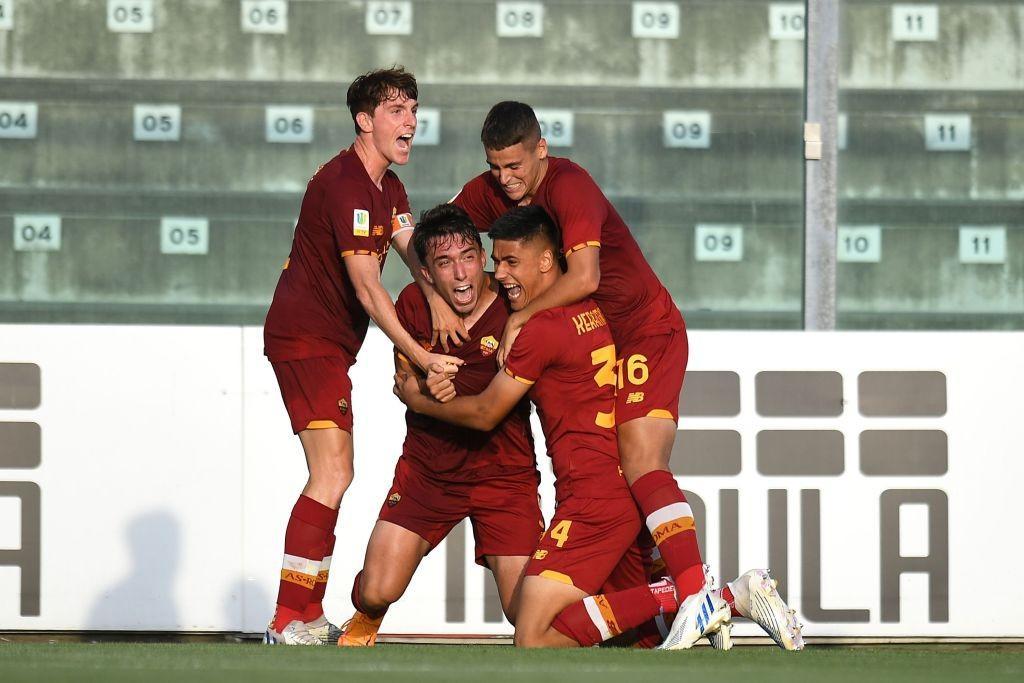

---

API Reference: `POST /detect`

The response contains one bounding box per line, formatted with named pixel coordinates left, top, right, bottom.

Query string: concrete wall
left=0, top=0, right=1021, bottom=327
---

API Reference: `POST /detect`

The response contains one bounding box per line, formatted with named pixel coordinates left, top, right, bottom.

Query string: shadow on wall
left=85, top=510, right=181, bottom=630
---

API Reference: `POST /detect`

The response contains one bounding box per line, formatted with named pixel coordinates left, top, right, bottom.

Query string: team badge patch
left=480, top=336, right=499, bottom=357
left=387, top=492, right=401, bottom=507
left=338, top=398, right=349, bottom=415
left=397, top=212, right=413, bottom=228
left=353, top=209, right=370, bottom=237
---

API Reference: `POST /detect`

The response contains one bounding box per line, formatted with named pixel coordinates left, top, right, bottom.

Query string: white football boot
left=304, top=615, right=342, bottom=645
left=656, top=567, right=731, bottom=651
left=263, top=619, right=322, bottom=646
left=706, top=620, right=734, bottom=650
left=727, top=569, right=804, bottom=651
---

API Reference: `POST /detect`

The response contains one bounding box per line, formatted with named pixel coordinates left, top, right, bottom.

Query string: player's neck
left=518, top=158, right=549, bottom=206
left=352, top=136, right=389, bottom=189
left=460, top=276, right=498, bottom=332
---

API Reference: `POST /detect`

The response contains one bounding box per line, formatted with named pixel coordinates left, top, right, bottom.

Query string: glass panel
left=1, top=0, right=805, bottom=327
left=837, top=1, right=1024, bottom=329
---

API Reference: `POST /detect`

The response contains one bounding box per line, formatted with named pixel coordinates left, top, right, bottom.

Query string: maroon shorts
left=615, top=326, right=688, bottom=424
left=270, top=356, right=354, bottom=434
left=377, top=457, right=543, bottom=566
left=525, top=495, right=642, bottom=595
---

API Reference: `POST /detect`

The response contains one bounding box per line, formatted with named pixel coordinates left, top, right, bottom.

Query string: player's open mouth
left=396, top=134, right=413, bottom=151
left=503, top=283, right=522, bottom=301
left=503, top=181, right=523, bottom=194
left=452, top=283, right=473, bottom=306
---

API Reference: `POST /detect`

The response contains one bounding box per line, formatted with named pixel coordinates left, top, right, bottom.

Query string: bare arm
left=392, top=228, right=470, bottom=352
left=344, top=253, right=463, bottom=374
left=496, top=246, right=600, bottom=366
left=394, top=367, right=529, bottom=432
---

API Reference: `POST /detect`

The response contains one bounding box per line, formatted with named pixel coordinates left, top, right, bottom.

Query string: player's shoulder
left=382, top=167, right=408, bottom=191
left=546, top=156, right=594, bottom=185
left=396, top=282, right=428, bottom=313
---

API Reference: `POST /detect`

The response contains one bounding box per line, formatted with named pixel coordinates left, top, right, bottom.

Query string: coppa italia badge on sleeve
left=480, top=336, right=499, bottom=357
left=353, top=209, right=370, bottom=237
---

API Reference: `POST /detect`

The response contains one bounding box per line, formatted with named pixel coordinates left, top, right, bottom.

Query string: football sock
left=629, top=470, right=704, bottom=599
left=273, top=495, right=337, bottom=632
left=637, top=528, right=666, bottom=580
left=302, top=532, right=337, bottom=623
left=722, top=582, right=745, bottom=618
left=551, top=580, right=677, bottom=647
left=632, top=613, right=674, bottom=649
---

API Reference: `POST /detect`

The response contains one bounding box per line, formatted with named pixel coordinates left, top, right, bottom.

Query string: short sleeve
left=391, top=183, right=415, bottom=236
left=324, top=186, right=379, bottom=256
left=546, top=169, right=608, bottom=256
left=503, top=316, right=556, bottom=385
left=453, top=175, right=501, bottom=232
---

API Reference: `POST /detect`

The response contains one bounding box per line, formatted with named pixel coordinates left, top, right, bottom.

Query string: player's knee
left=358, top=572, right=405, bottom=613
left=512, top=627, right=545, bottom=649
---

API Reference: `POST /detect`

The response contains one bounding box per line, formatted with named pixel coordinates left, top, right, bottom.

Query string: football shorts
left=378, top=456, right=543, bottom=566
left=270, top=356, right=354, bottom=434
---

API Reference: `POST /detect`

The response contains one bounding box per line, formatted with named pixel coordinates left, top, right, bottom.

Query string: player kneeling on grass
left=395, top=205, right=728, bottom=649
left=338, top=203, right=544, bottom=647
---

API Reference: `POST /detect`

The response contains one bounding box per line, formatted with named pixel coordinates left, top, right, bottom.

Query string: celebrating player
left=261, top=67, right=463, bottom=645
left=395, top=206, right=730, bottom=649
left=446, top=102, right=802, bottom=650
left=337, top=203, right=542, bottom=647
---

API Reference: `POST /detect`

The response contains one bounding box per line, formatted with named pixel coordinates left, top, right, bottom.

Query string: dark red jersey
left=503, top=299, right=630, bottom=503
left=395, top=282, right=537, bottom=483
left=264, top=147, right=413, bottom=364
left=454, top=157, right=684, bottom=345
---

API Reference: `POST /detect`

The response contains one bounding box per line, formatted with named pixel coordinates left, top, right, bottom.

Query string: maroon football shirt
left=503, top=299, right=631, bottom=503
left=395, top=282, right=537, bottom=483
left=264, top=147, right=413, bottom=364
left=454, top=156, right=683, bottom=345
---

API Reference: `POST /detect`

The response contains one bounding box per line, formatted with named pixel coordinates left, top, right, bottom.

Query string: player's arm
left=344, top=253, right=464, bottom=374
left=394, top=367, right=528, bottom=431
left=391, top=229, right=470, bottom=352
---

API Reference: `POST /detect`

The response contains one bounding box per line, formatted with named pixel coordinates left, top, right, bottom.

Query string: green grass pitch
left=2, top=642, right=1023, bottom=683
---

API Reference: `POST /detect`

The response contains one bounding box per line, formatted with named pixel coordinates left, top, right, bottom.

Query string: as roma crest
left=480, top=336, right=499, bottom=357
left=387, top=492, right=402, bottom=507
left=338, top=398, right=349, bottom=415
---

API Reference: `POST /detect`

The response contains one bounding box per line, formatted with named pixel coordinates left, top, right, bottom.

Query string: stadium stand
left=0, top=1, right=1020, bottom=327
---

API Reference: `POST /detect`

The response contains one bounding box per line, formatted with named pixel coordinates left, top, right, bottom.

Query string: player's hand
left=496, top=313, right=525, bottom=369
left=428, top=292, right=470, bottom=352
left=425, top=363, right=457, bottom=403
left=420, top=352, right=464, bottom=378
left=393, top=371, right=420, bottom=406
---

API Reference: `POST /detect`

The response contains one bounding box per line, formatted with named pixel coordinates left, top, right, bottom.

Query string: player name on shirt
left=571, top=307, right=608, bottom=336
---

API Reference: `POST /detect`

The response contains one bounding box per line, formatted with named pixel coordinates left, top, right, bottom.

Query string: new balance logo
left=625, top=392, right=645, bottom=404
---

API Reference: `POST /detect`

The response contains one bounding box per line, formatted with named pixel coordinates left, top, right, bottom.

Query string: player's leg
left=472, top=472, right=545, bottom=624
left=547, top=543, right=683, bottom=648
left=513, top=575, right=589, bottom=648
left=266, top=358, right=353, bottom=645
left=616, top=328, right=707, bottom=601
left=340, top=459, right=465, bottom=646
left=339, top=520, right=431, bottom=647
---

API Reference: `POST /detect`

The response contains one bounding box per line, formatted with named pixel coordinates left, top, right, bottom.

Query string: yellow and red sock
left=301, top=532, right=336, bottom=623
left=629, top=470, right=705, bottom=599
left=552, top=579, right=676, bottom=647
left=273, top=495, right=337, bottom=632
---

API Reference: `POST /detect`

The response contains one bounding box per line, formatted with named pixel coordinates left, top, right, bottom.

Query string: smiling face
left=491, top=236, right=556, bottom=311
left=422, top=234, right=487, bottom=316
left=358, top=91, right=418, bottom=166
left=485, top=138, right=549, bottom=204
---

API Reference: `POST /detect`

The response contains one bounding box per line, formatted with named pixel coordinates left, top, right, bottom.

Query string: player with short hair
left=337, top=203, right=543, bottom=647
left=395, top=206, right=729, bottom=649
left=261, top=67, right=463, bottom=645
left=446, top=101, right=802, bottom=650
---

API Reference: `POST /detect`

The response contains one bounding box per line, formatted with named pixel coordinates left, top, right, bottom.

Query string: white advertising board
left=1, top=327, right=1022, bottom=638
